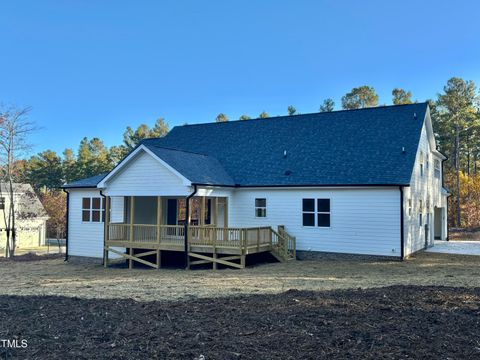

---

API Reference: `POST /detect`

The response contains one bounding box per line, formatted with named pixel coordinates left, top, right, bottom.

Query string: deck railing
left=107, top=223, right=294, bottom=260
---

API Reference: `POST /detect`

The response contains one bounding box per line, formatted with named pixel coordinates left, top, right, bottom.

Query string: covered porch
left=103, top=195, right=295, bottom=269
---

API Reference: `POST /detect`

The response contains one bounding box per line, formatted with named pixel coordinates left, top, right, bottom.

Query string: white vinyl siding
left=403, top=117, right=448, bottom=255
left=68, top=189, right=123, bottom=259
left=104, top=150, right=190, bottom=197
left=229, top=187, right=401, bottom=257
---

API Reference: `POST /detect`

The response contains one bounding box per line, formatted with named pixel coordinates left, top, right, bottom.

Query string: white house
left=63, top=103, right=448, bottom=269
left=0, top=183, right=49, bottom=249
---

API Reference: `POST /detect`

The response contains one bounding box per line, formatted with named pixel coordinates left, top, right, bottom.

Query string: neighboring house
left=63, top=103, right=448, bottom=269
left=0, top=183, right=49, bottom=249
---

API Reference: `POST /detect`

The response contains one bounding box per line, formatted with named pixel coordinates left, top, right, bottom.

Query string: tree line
left=2, top=76, right=478, bottom=254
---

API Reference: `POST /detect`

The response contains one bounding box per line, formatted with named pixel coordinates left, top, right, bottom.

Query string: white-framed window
left=419, top=199, right=423, bottom=226
left=419, top=151, right=424, bottom=176
left=302, top=199, right=315, bottom=226
left=302, top=198, right=331, bottom=227
left=408, top=199, right=412, bottom=216
left=255, top=198, right=266, bottom=217
left=82, top=197, right=105, bottom=223
left=434, top=159, right=441, bottom=178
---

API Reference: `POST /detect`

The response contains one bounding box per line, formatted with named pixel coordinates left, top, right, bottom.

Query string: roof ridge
left=170, top=102, right=428, bottom=129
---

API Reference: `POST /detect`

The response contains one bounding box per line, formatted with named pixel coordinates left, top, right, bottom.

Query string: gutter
left=191, top=183, right=410, bottom=189
left=184, top=185, right=198, bottom=269
left=62, top=189, right=70, bottom=262
left=399, top=186, right=405, bottom=260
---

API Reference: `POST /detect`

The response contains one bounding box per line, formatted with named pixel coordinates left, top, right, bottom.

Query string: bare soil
left=1, top=286, right=479, bottom=359
left=0, top=251, right=479, bottom=301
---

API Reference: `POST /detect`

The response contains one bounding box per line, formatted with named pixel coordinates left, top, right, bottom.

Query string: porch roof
left=144, top=146, right=235, bottom=186
left=62, top=173, right=107, bottom=188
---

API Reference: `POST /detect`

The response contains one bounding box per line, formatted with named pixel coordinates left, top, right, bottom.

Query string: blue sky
left=1, top=0, right=479, bottom=156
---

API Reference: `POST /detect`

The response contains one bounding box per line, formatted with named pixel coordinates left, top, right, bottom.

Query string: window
left=317, top=199, right=331, bottom=227
left=408, top=199, right=412, bottom=216
left=419, top=152, right=424, bottom=176
left=302, top=199, right=315, bottom=226
left=302, top=198, right=331, bottom=227
left=82, top=197, right=105, bottom=222
left=0, top=197, right=5, bottom=210
left=255, top=198, right=266, bottom=217
left=434, top=160, right=441, bottom=178
left=419, top=199, right=423, bottom=226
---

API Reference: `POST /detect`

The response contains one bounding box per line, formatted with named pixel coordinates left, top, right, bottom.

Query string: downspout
left=184, top=184, right=198, bottom=269
left=399, top=186, right=405, bottom=260
left=99, top=190, right=106, bottom=266
left=441, top=157, right=450, bottom=241
left=62, top=189, right=69, bottom=262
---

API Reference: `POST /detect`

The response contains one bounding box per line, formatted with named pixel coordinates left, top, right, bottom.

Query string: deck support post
left=212, top=253, right=217, bottom=270
left=156, top=249, right=161, bottom=269
left=104, top=248, right=108, bottom=268
left=129, top=247, right=133, bottom=269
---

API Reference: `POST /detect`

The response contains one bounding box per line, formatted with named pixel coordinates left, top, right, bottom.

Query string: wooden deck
left=104, top=224, right=295, bottom=269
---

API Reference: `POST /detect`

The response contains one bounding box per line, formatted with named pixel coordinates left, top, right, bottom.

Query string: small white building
left=63, top=103, right=448, bottom=268
left=0, top=183, right=49, bottom=249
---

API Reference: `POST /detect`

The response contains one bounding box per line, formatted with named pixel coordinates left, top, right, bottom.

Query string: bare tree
left=0, top=105, right=36, bottom=257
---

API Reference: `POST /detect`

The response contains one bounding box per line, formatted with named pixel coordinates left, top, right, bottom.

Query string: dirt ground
left=0, top=251, right=479, bottom=301
left=1, top=286, right=479, bottom=359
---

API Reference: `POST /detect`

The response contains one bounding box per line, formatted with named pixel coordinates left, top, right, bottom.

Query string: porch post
left=103, top=196, right=110, bottom=268
left=129, top=196, right=135, bottom=269
left=223, top=197, right=228, bottom=242
left=200, top=196, right=206, bottom=226
left=214, top=197, right=219, bottom=226
left=224, top=197, right=229, bottom=227
left=156, top=196, right=162, bottom=243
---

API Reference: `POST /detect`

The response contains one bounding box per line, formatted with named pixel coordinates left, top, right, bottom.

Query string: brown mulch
left=0, top=286, right=479, bottom=359
left=0, top=253, right=63, bottom=262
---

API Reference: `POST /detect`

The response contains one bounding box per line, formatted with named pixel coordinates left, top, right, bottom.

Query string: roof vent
left=284, top=170, right=292, bottom=176
left=402, top=147, right=406, bottom=153
left=283, top=150, right=287, bottom=158
left=413, top=112, right=417, bottom=119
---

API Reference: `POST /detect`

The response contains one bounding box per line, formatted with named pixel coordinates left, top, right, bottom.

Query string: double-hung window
left=434, top=160, right=441, bottom=178
left=82, top=197, right=105, bottom=222
left=419, top=199, right=423, bottom=226
left=302, top=198, right=331, bottom=227
left=255, top=198, right=266, bottom=217
left=419, top=152, right=424, bottom=176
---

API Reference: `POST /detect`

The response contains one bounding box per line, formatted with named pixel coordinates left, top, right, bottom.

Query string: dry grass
left=1, top=251, right=479, bottom=301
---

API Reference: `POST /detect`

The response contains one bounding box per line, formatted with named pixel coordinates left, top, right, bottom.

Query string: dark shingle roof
left=144, top=146, right=235, bottom=186
left=144, top=103, right=428, bottom=186
left=63, top=173, right=108, bottom=188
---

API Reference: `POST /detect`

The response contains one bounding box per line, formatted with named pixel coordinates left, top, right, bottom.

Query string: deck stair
left=270, top=226, right=296, bottom=262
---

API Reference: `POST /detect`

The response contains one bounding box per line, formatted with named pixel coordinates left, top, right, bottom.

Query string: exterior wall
left=67, top=189, right=123, bottom=259
left=0, top=219, right=47, bottom=248
left=104, top=150, right=191, bottom=197
left=229, top=187, right=401, bottom=257
left=0, top=192, right=48, bottom=249
left=403, top=121, right=448, bottom=256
